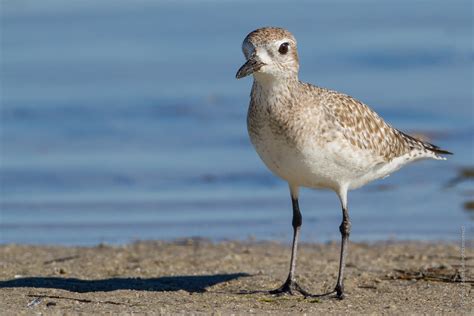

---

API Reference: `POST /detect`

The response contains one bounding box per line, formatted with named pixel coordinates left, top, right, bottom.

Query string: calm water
left=1, top=0, right=473, bottom=245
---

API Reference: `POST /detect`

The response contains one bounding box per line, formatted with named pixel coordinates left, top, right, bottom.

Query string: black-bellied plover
left=235, top=27, right=451, bottom=299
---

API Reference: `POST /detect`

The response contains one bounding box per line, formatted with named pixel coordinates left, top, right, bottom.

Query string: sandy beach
left=2, top=1, right=472, bottom=315
left=0, top=240, right=472, bottom=314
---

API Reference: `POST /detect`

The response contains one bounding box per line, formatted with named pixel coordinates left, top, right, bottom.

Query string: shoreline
left=0, top=234, right=467, bottom=247
left=0, top=240, right=472, bottom=314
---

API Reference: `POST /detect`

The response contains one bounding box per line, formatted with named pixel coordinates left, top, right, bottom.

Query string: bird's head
left=236, top=27, right=299, bottom=82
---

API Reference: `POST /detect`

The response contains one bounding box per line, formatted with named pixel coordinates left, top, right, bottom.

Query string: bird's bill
left=235, top=56, right=265, bottom=79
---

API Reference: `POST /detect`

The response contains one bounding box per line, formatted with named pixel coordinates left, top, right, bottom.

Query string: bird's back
left=314, top=85, right=450, bottom=160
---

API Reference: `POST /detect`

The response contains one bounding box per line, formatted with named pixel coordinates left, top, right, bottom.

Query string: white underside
left=250, top=124, right=439, bottom=194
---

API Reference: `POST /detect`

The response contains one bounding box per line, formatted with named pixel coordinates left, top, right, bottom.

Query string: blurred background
left=1, top=0, right=472, bottom=245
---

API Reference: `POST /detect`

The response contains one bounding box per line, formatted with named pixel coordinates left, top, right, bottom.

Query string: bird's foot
left=304, top=285, right=345, bottom=299
left=334, top=284, right=345, bottom=300
left=239, top=282, right=344, bottom=300
left=269, top=278, right=311, bottom=297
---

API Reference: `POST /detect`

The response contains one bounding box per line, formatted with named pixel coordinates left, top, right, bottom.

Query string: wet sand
left=0, top=240, right=472, bottom=314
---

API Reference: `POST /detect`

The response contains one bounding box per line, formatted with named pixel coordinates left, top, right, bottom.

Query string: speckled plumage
left=242, top=27, right=450, bottom=192
left=236, top=27, right=451, bottom=298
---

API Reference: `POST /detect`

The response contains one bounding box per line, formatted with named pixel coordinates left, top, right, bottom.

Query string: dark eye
left=278, top=42, right=289, bottom=54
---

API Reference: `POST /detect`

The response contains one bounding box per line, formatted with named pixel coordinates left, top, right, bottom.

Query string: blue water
left=1, top=0, right=473, bottom=245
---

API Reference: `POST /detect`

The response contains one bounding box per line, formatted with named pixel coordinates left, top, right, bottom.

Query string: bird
left=235, top=27, right=451, bottom=299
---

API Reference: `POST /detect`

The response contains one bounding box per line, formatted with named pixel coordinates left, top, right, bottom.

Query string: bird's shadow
left=0, top=273, right=249, bottom=293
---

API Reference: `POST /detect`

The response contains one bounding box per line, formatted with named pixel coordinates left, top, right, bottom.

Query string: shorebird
left=235, top=27, right=451, bottom=299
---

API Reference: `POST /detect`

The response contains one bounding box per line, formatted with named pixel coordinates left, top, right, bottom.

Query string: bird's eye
left=278, top=42, right=289, bottom=55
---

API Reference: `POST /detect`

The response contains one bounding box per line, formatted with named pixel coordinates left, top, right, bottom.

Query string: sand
left=0, top=240, right=472, bottom=315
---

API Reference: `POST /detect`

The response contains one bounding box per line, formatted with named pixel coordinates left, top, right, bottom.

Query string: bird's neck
left=252, top=74, right=299, bottom=100
left=252, top=76, right=299, bottom=109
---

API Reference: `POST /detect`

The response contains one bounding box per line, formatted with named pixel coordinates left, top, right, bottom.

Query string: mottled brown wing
left=324, top=90, right=423, bottom=161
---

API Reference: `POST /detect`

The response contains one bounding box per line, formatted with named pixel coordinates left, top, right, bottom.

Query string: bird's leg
left=269, top=194, right=310, bottom=296
left=334, top=206, right=351, bottom=299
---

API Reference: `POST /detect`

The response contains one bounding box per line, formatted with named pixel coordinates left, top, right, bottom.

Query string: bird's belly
left=249, top=125, right=390, bottom=191
left=249, top=128, right=347, bottom=190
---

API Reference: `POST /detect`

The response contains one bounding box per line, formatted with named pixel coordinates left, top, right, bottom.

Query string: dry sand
left=0, top=240, right=472, bottom=315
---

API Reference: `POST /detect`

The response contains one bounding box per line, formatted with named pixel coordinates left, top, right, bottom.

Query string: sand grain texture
left=0, top=240, right=472, bottom=315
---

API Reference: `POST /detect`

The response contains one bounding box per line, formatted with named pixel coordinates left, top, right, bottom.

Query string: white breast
left=248, top=120, right=372, bottom=191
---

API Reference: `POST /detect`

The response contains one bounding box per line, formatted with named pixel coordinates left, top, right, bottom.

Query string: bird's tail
left=398, top=130, right=453, bottom=159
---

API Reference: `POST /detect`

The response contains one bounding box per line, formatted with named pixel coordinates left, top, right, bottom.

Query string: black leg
left=334, top=206, right=351, bottom=299
left=287, top=196, right=302, bottom=283
left=269, top=192, right=310, bottom=296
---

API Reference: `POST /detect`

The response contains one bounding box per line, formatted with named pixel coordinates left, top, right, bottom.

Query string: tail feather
left=397, top=130, right=453, bottom=156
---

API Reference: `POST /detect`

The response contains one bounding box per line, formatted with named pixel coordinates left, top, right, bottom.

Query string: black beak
left=235, top=55, right=265, bottom=79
